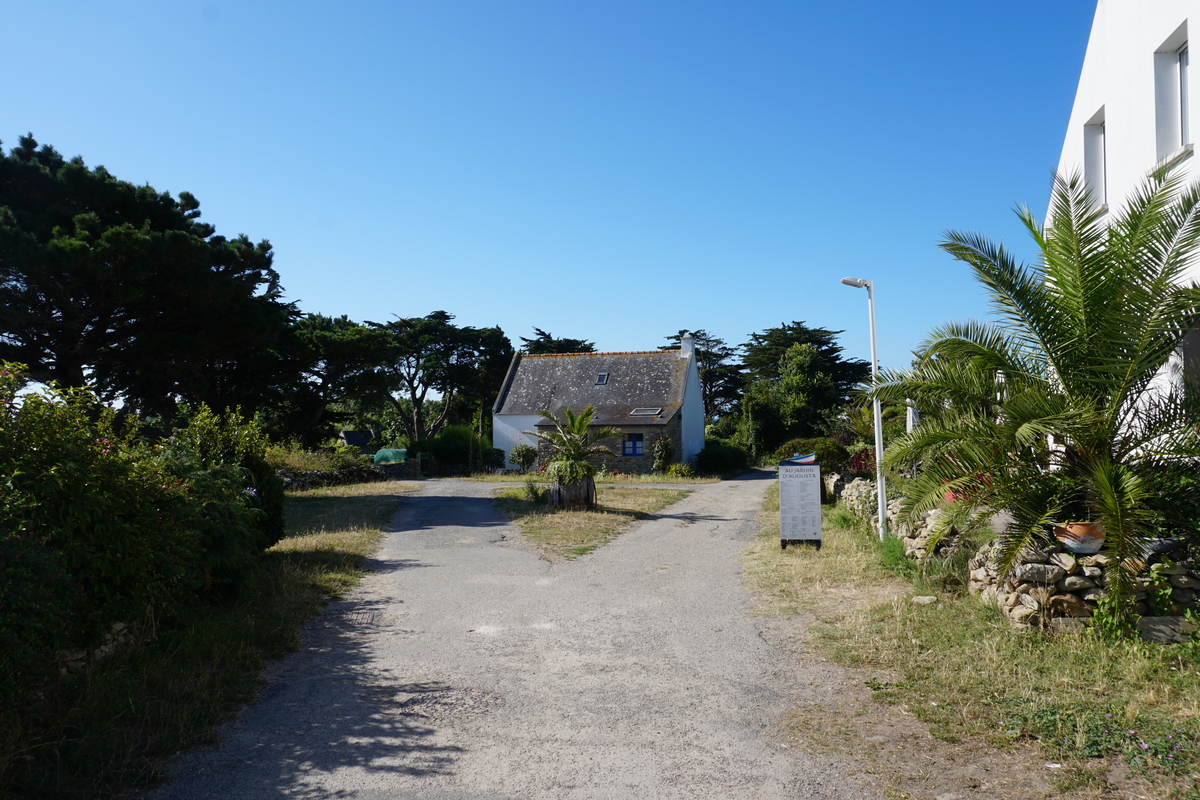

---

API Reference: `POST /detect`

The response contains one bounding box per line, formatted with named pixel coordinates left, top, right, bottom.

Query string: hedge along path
left=0, top=479, right=419, bottom=800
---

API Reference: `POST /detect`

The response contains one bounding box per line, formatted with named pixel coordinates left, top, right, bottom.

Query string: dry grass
left=494, top=484, right=691, bottom=560
left=745, top=487, right=1200, bottom=795
left=741, top=484, right=908, bottom=618
left=0, top=479, right=419, bottom=800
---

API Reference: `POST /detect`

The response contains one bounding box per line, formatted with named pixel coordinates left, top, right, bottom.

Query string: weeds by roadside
left=744, top=490, right=1200, bottom=797
left=493, top=485, right=691, bottom=560
left=0, top=480, right=418, bottom=800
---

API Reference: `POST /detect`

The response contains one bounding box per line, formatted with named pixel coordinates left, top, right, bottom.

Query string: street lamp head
left=841, top=277, right=869, bottom=288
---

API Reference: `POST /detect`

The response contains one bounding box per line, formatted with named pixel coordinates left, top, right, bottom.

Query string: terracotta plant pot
left=1052, top=522, right=1105, bottom=554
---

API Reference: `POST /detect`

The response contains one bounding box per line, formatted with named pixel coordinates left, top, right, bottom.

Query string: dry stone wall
left=968, top=539, right=1200, bottom=628
left=839, top=477, right=962, bottom=561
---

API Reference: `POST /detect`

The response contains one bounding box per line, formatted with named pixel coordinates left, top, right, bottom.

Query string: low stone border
left=968, top=538, right=1200, bottom=628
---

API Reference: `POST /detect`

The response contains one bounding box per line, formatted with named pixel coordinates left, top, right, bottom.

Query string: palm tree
left=525, top=406, right=623, bottom=511
left=873, top=165, right=1200, bottom=616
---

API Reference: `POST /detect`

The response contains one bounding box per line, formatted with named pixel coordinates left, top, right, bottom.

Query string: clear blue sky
left=2, top=1, right=1096, bottom=371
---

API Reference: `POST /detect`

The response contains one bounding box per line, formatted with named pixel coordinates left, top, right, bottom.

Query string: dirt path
left=143, top=473, right=881, bottom=799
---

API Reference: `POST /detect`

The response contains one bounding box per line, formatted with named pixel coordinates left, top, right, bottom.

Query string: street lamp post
left=841, top=276, right=887, bottom=541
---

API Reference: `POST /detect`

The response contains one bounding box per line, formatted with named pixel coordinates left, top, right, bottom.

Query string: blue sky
left=2, top=1, right=1096, bottom=371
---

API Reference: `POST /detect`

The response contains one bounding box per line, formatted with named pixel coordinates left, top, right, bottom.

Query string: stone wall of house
left=535, top=419, right=683, bottom=474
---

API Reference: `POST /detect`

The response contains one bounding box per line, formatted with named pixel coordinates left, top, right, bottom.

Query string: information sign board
left=779, top=459, right=822, bottom=549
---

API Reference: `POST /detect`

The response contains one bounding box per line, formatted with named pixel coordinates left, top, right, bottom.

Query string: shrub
left=265, top=441, right=370, bottom=472
left=772, top=437, right=851, bottom=472
left=481, top=447, right=506, bottom=472
left=0, top=517, right=78, bottom=717
left=692, top=439, right=749, bottom=476
left=666, top=462, right=695, bottom=479
left=172, top=405, right=286, bottom=551
left=652, top=436, right=674, bottom=473
left=510, top=443, right=538, bottom=473
left=0, top=364, right=205, bottom=667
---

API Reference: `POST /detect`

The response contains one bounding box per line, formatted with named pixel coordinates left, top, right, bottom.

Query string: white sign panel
left=779, top=462, right=822, bottom=545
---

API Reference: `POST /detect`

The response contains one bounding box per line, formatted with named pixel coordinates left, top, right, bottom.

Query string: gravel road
left=145, top=473, right=879, bottom=799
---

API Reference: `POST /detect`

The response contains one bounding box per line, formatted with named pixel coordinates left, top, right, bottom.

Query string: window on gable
left=622, top=433, right=644, bottom=457
left=1155, top=23, right=1191, bottom=160
left=596, top=373, right=609, bottom=385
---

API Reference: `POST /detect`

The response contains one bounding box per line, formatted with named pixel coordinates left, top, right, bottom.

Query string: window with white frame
left=622, top=433, right=644, bottom=457
left=1155, top=23, right=1191, bottom=161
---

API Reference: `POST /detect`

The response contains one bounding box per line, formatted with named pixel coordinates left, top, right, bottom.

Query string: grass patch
left=494, top=484, right=691, bottom=559
left=0, top=480, right=419, bottom=800
left=742, top=485, right=908, bottom=617
left=745, top=491, right=1200, bottom=795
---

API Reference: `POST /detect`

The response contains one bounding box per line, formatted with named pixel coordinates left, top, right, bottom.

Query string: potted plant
left=524, top=406, right=622, bottom=511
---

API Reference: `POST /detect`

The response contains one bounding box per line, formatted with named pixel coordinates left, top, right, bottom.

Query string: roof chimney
left=680, top=331, right=694, bottom=358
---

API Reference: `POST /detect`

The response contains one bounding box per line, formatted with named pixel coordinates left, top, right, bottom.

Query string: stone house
left=491, top=333, right=705, bottom=472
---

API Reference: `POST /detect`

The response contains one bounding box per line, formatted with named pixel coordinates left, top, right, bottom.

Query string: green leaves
left=528, top=406, right=621, bottom=466
left=876, top=167, right=1200, bottom=612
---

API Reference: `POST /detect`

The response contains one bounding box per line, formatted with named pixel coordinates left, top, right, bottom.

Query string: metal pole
left=866, top=281, right=887, bottom=541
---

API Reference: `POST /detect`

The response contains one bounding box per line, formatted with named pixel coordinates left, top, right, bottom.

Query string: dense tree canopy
left=0, top=135, right=292, bottom=417
left=370, top=311, right=512, bottom=441
left=259, top=314, right=392, bottom=443
left=519, top=327, right=595, bottom=354
left=740, top=321, right=870, bottom=399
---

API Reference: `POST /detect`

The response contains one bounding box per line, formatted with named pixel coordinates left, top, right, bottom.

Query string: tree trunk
left=551, top=477, right=596, bottom=511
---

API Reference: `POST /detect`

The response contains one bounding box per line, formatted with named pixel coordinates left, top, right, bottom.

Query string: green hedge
left=692, top=439, right=749, bottom=476
left=0, top=365, right=286, bottom=720
left=772, top=437, right=851, bottom=472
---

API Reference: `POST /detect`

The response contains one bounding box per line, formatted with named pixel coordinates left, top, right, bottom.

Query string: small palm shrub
left=666, top=462, right=696, bottom=478
left=526, top=407, right=621, bottom=510
left=875, top=166, right=1200, bottom=619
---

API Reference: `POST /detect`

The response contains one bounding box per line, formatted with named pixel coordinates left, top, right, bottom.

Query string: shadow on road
left=196, top=595, right=471, bottom=799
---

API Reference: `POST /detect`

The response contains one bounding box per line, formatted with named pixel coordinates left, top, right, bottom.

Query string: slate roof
left=493, top=350, right=688, bottom=427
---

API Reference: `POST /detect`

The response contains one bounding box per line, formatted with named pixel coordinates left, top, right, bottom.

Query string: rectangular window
left=622, top=433, right=644, bottom=457
left=1181, top=44, right=1191, bottom=145
left=1155, top=23, right=1190, bottom=160
left=596, top=373, right=609, bottom=385
left=1084, top=107, right=1107, bottom=205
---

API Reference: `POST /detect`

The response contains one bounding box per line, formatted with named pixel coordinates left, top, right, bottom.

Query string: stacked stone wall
left=968, top=539, right=1200, bottom=628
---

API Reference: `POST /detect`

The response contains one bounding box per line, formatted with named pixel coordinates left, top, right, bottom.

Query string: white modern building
left=1058, top=1, right=1199, bottom=275
left=1058, top=1, right=1200, bottom=367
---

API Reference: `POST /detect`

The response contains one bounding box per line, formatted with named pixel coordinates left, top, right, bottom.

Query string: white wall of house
left=493, top=414, right=541, bottom=470
left=680, top=355, right=705, bottom=463
left=1058, top=1, right=1200, bottom=284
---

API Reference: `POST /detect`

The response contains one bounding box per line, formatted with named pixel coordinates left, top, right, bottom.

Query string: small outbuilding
left=492, top=333, right=705, bottom=471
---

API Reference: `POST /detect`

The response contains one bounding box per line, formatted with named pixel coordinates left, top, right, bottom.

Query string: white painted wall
left=493, top=414, right=541, bottom=470
left=680, top=354, right=705, bottom=463
left=1058, top=1, right=1200, bottom=285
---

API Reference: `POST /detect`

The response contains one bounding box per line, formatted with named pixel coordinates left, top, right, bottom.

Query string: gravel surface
left=144, top=472, right=879, bottom=799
